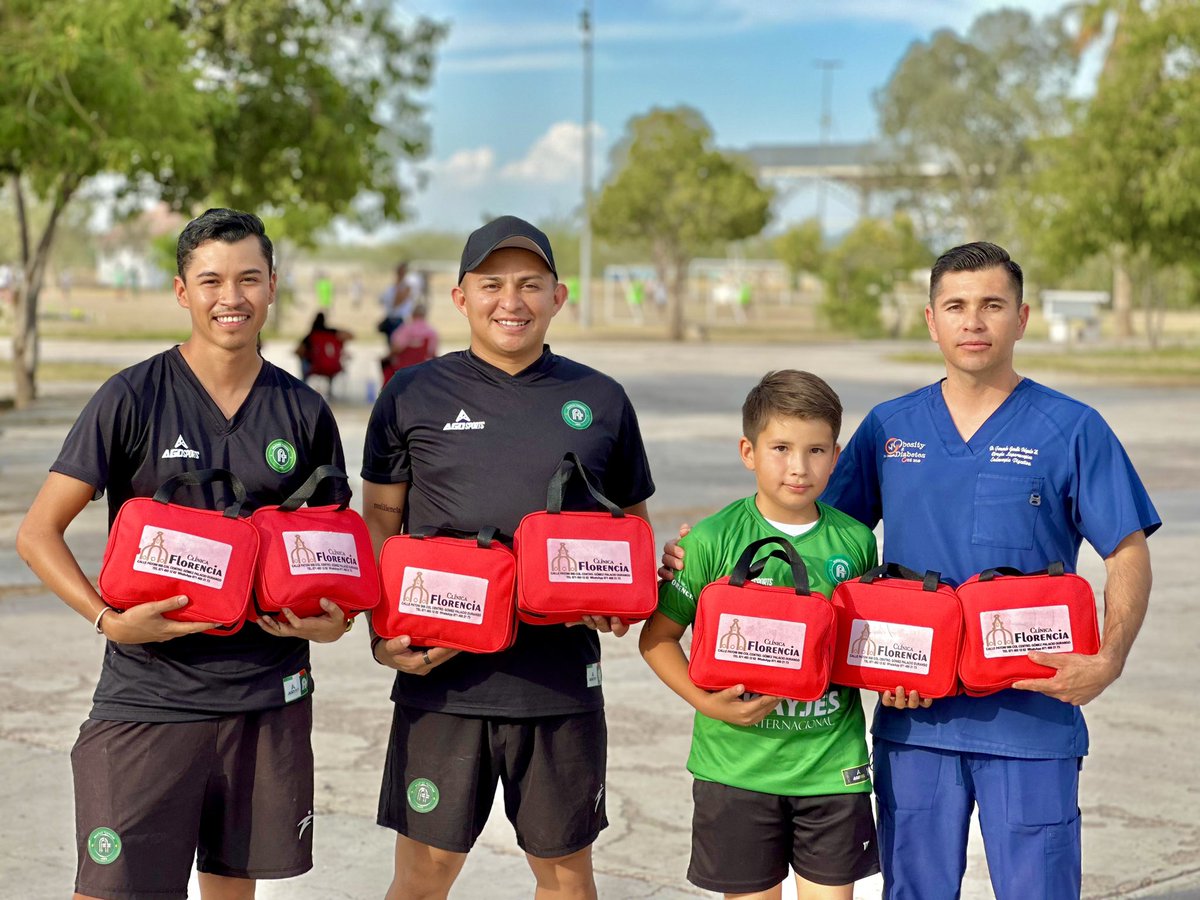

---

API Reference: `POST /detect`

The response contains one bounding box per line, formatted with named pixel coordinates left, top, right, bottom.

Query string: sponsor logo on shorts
left=714, top=613, right=806, bottom=670
left=397, top=567, right=487, bottom=625
left=981, top=605, right=1074, bottom=658
left=561, top=400, right=593, bottom=430
left=846, top=619, right=934, bottom=675
left=87, top=826, right=122, bottom=865
left=266, top=438, right=297, bottom=473
left=132, top=526, right=232, bottom=589
left=407, top=778, right=440, bottom=813
left=283, top=668, right=311, bottom=703
left=297, top=810, right=314, bottom=840
left=825, top=555, right=854, bottom=584
left=884, top=436, right=926, bottom=463
left=161, top=434, right=201, bottom=460
left=283, top=530, right=361, bottom=577
left=546, top=539, right=633, bottom=584
left=443, top=409, right=485, bottom=431
left=842, top=765, right=871, bottom=786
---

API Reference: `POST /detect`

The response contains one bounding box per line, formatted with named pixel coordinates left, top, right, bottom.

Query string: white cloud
left=500, top=121, right=605, bottom=184
left=425, top=146, right=496, bottom=188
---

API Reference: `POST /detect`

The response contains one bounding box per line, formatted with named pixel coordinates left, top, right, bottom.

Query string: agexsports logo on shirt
left=161, top=434, right=201, bottom=460
left=884, top=436, right=927, bottom=464
left=443, top=409, right=486, bottom=431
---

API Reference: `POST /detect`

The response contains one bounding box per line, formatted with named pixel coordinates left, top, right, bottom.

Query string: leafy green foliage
left=774, top=219, right=824, bottom=286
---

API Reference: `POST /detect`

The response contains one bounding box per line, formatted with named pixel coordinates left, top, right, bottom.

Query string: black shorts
left=687, top=780, right=879, bottom=893
left=378, top=705, right=607, bottom=858
left=71, top=702, right=314, bottom=900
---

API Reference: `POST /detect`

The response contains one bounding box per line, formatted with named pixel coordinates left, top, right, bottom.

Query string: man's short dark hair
left=929, top=241, right=1023, bottom=305
left=743, top=370, right=842, bottom=443
left=177, top=208, right=274, bottom=279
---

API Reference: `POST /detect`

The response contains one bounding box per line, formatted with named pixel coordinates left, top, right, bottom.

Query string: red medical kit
left=830, top=563, right=963, bottom=698
left=514, top=452, right=656, bottom=626
left=689, top=537, right=836, bottom=702
left=375, top=526, right=518, bottom=653
left=250, top=465, right=381, bottom=620
left=98, top=468, right=259, bottom=634
left=956, top=562, right=1100, bottom=696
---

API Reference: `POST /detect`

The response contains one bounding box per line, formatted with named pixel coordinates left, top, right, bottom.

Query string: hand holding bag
left=956, top=562, right=1100, bottom=696
left=514, top=452, right=657, bottom=625
left=830, top=563, right=963, bottom=698
left=98, top=468, right=259, bottom=634
left=689, top=536, right=836, bottom=702
left=375, top=526, right=518, bottom=653
left=250, top=465, right=381, bottom=619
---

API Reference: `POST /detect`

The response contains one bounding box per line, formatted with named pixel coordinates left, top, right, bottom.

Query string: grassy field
left=890, top=346, right=1200, bottom=383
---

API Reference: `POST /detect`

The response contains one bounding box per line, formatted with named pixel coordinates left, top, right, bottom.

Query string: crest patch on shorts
left=407, top=777, right=440, bottom=813
left=88, top=826, right=122, bottom=865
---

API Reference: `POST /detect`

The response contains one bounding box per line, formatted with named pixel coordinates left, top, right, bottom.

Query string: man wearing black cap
left=362, top=216, right=655, bottom=899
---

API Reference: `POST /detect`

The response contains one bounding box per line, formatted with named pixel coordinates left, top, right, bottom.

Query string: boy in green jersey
left=640, top=370, right=879, bottom=899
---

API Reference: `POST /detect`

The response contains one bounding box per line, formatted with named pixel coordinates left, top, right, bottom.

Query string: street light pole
left=579, top=0, right=594, bottom=329
left=814, top=58, right=841, bottom=230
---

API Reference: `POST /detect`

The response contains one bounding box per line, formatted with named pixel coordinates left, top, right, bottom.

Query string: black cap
left=457, top=215, right=557, bottom=284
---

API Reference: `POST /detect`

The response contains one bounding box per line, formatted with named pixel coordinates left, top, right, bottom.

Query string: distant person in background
left=58, top=268, right=73, bottom=303
left=404, top=266, right=427, bottom=307
left=378, top=262, right=413, bottom=343
left=350, top=273, right=365, bottom=308
left=315, top=271, right=334, bottom=311
left=297, top=312, right=353, bottom=384
left=382, top=304, right=438, bottom=385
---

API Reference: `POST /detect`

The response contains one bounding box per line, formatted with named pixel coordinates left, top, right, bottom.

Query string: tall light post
left=814, top=58, right=841, bottom=230
left=579, top=0, right=593, bottom=329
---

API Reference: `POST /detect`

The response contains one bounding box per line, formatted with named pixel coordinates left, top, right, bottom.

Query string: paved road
left=1, top=338, right=1197, bottom=898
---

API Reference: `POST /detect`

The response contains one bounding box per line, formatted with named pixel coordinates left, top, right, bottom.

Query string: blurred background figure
left=296, top=311, right=354, bottom=394
left=382, top=303, right=438, bottom=385
left=377, top=261, right=413, bottom=345
left=315, top=270, right=334, bottom=311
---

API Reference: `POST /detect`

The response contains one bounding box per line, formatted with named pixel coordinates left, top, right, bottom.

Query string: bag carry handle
left=410, top=524, right=501, bottom=549
left=979, top=560, right=1066, bottom=582
left=860, top=562, right=944, bottom=593
left=279, top=464, right=351, bottom=512
left=729, top=536, right=811, bottom=596
left=153, top=468, right=247, bottom=519
left=546, top=452, right=623, bottom=517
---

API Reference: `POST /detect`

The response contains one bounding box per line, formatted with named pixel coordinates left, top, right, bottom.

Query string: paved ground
left=1, top=337, right=1198, bottom=899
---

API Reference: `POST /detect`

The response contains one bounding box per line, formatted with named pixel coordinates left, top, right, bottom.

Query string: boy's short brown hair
left=742, top=370, right=842, bottom=443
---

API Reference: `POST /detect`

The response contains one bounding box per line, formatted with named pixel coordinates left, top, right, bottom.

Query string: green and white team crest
left=826, top=555, right=854, bottom=584
left=407, top=778, right=440, bottom=813
left=561, top=401, right=593, bottom=430
left=265, top=439, right=297, bottom=473
left=87, top=826, right=122, bottom=865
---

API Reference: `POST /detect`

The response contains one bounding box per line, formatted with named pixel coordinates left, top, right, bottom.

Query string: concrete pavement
left=1, top=337, right=1197, bottom=898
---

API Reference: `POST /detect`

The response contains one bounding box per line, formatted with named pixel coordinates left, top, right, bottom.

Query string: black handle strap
left=411, top=524, right=500, bottom=549
left=279, top=465, right=350, bottom=512
left=546, top=452, right=623, bottom=517
left=729, top=536, right=811, bottom=596
left=860, top=562, right=944, bottom=592
left=153, top=468, right=247, bottom=518
left=979, top=560, right=1066, bottom=582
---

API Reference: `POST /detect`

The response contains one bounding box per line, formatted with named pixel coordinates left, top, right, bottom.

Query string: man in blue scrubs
left=823, top=242, right=1159, bottom=899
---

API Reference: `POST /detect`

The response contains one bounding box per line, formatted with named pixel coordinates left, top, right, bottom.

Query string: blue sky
left=390, top=0, right=1068, bottom=236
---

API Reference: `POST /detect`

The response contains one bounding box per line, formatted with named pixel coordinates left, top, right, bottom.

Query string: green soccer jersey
left=658, top=496, right=878, bottom=796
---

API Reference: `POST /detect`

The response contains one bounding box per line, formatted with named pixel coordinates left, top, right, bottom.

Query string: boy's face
left=174, top=236, right=275, bottom=354
left=740, top=416, right=840, bottom=525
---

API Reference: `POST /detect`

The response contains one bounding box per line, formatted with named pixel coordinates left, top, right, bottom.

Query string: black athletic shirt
left=362, top=346, right=655, bottom=718
left=51, top=347, right=348, bottom=722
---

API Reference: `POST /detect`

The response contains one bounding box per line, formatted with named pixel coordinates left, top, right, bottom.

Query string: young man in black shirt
left=363, top=216, right=655, bottom=899
left=18, top=209, right=351, bottom=900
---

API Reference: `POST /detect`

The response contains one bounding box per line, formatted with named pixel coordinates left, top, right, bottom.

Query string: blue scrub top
left=823, top=378, right=1160, bottom=758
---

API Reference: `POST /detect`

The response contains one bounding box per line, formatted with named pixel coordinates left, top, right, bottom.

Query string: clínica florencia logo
left=713, top=612, right=807, bottom=670
left=397, top=567, right=488, bottom=625
left=979, top=604, right=1074, bottom=659
left=845, top=619, right=934, bottom=675
left=545, top=538, right=633, bottom=584
left=282, top=530, right=361, bottom=577
left=132, top=525, right=232, bottom=589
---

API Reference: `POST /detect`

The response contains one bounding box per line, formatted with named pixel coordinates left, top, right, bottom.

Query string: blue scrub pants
left=873, top=739, right=1081, bottom=900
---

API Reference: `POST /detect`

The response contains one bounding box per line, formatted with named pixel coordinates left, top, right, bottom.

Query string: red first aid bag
left=689, top=537, right=836, bottom=702
left=830, top=563, right=963, bottom=698
left=514, top=452, right=656, bottom=626
left=956, top=562, right=1100, bottom=696
left=98, top=468, right=259, bottom=635
left=376, top=526, right=518, bottom=653
left=250, top=465, right=381, bottom=620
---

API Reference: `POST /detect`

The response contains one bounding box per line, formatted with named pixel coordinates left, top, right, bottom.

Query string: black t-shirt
left=362, top=346, right=655, bottom=717
left=51, top=347, right=348, bottom=722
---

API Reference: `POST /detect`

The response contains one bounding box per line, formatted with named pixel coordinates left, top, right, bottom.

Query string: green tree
left=593, top=106, right=773, bottom=340
left=0, top=0, right=442, bottom=407
left=875, top=9, right=1075, bottom=243
left=820, top=214, right=931, bottom=337
left=774, top=218, right=824, bottom=288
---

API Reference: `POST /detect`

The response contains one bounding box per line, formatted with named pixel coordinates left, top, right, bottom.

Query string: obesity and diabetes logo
left=133, top=526, right=232, bottom=589
left=884, top=436, right=926, bottom=464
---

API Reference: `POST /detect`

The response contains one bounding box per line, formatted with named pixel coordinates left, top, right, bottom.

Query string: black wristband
left=370, top=634, right=387, bottom=666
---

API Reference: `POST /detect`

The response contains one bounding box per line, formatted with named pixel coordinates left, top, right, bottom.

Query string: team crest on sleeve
left=561, top=401, right=593, bottom=430
left=265, top=439, right=297, bottom=473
